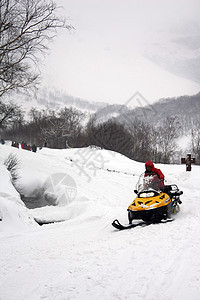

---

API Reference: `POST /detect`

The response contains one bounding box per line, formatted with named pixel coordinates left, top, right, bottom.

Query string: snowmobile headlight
left=139, top=192, right=155, bottom=198
left=164, top=197, right=170, bottom=203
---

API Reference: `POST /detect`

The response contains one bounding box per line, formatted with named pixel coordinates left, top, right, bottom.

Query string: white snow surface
left=0, top=143, right=200, bottom=300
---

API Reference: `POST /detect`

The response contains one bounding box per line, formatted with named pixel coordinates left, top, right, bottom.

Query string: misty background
left=40, top=0, right=200, bottom=105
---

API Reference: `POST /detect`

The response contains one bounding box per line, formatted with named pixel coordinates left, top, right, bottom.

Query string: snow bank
left=0, top=165, right=37, bottom=233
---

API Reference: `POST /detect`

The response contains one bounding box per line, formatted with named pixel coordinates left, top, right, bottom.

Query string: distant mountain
left=35, top=88, right=108, bottom=113
left=4, top=88, right=108, bottom=118
left=4, top=86, right=200, bottom=134
left=99, top=92, right=200, bottom=134
left=129, top=92, right=200, bottom=127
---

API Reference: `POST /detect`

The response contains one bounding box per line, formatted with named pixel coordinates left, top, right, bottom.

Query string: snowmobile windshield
left=136, top=173, right=163, bottom=193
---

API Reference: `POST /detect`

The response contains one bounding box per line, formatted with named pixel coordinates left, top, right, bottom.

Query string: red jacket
left=145, top=160, right=165, bottom=183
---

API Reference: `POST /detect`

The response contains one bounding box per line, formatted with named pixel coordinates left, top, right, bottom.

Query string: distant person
left=1, top=138, right=5, bottom=145
left=21, top=142, right=30, bottom=150
left=27, top=144, right=31, bottom=151
left=31, top=144, right=37, bottom=152
left=11, top=141, right=19, bottom=148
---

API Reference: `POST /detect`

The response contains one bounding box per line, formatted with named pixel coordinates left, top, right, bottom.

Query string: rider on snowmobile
left=145, top=160, right=165, bottom=190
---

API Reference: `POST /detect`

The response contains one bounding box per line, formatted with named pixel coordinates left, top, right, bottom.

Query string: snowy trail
left=1, top=145, right=200, bottom=299
left=1, top=212, right=200, bottom=300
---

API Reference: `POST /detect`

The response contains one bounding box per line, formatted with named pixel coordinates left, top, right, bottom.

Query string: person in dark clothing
left=31, top=144, right=37, bottom=152
left=44, top=138, right=47, bottom=147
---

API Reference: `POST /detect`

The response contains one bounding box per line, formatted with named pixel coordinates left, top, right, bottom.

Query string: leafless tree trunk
left=191, top=121, right=200, bottom=164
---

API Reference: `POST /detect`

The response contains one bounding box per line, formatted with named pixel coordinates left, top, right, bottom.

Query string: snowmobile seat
left=163, top=185, right=172, bottom=194
left=164, top=185, right=183, bottom=197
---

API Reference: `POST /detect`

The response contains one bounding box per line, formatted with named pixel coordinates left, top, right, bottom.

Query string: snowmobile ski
left=112, top=218, right=174, bottom=231
left=112, top=219, right=147, bottom=230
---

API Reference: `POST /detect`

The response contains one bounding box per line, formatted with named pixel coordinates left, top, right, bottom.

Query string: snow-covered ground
left=0, top=142, right=200, bottom=300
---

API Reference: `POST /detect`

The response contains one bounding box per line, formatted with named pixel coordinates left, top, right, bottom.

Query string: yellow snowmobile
left=112, top=173, right=183, bottom=230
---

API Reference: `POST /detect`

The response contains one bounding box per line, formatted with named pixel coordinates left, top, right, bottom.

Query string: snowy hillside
left=1, top=143, right=200, bottom=299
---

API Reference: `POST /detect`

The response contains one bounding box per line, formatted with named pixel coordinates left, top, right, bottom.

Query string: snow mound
left=0, top=166, right=37, bottom=232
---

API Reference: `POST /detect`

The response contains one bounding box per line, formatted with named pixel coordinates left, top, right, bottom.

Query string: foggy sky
left=41, top=0, right=200, bottom=104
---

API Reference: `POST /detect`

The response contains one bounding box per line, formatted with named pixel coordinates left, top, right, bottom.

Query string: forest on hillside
left=1, top=92, right=200, bottom=165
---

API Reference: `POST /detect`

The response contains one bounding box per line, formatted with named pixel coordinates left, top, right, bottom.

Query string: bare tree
left=28, top=107, right=43, bottom=124
left=157, top=116, right=180, bottom=163
left=0, top=99, right=24, bottom=129
left=58, top=107, right=85, bottom=135
left=84, top=118, right=135, bottom=158
left=39, top=108, right=85, bottom=148
left=191, top=121, right=200, bottom=164
left=0, top=0, right=73, bottom=97
left=128, top=119, right=152, bottom=162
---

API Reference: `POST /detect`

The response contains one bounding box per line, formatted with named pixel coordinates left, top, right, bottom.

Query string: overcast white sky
left=41, top=0, right=200, bottom=105
left=59, top=0, right=200, bottom=43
